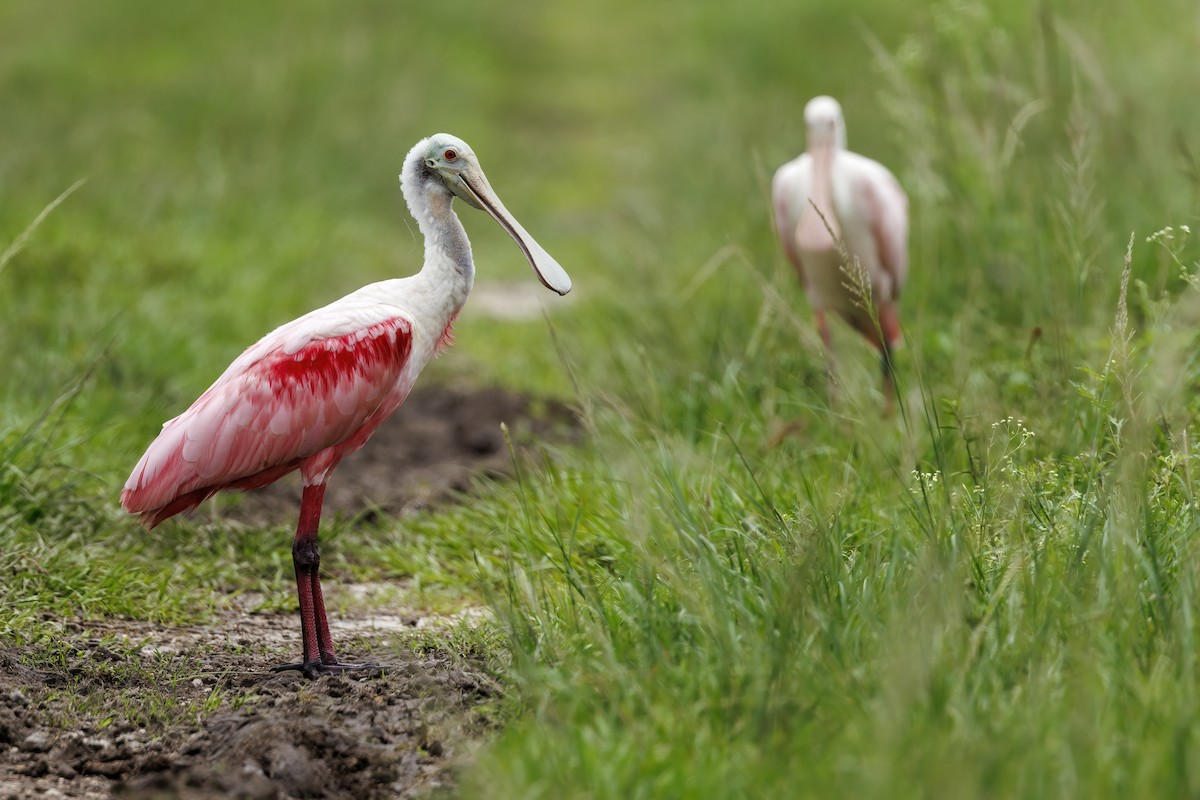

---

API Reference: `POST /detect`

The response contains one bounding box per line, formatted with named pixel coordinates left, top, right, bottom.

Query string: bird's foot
left=271, top=659, right=390, bottom=679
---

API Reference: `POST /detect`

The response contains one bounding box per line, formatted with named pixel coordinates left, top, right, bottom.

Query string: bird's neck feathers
left=400, top=144, right=475, bottom=306
left=808, top=139, right=839, bottom=209
left=799, top=139, right=841, bottom=244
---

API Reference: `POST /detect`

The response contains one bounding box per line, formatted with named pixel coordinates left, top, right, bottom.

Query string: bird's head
left=804, top=96, right=846, bottom=150
left=416, top=133, right=571, bottom=296
left=421, top=133, right=483, bottom=209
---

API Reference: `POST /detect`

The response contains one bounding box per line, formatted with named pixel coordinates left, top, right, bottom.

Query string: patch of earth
left=0, top=593, right=499, bottom=800
left=216, top=381, right=580, bottom=527
left=0, top=382, right=577, bottom=799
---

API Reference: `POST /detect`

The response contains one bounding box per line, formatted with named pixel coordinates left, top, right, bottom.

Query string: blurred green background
left=2, top=0, right=1197, bottom=426
left=3, top=0, right=1200, bottom=797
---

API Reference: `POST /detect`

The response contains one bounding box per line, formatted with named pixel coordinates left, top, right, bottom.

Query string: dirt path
left=1, top=602, right=498, bottom=799
left=1, top=382, right=579, bottom=799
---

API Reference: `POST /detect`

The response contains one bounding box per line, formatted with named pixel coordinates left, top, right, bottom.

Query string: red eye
left=443, top=148, right=458, bottom=161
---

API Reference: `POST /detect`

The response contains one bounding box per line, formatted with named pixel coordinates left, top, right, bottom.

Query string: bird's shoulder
left=213, top=297, right=417, bottom=388
left=773, top=153, right=813, bottom=190
left=839, top=151, right=905, bottom=193
left=772, top=154, right=814, bottom=223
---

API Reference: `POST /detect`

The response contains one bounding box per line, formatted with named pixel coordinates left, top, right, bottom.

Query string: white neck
left=400, top=142, right=475, bottom=312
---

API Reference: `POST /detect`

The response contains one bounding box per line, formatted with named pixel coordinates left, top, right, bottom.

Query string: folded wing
left=857, top=162, right=909, bottom=299
left=122, top=307, right=415, bottom=527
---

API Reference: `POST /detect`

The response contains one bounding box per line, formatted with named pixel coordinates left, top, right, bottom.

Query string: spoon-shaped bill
left=460, top=169, right=572, bottom=295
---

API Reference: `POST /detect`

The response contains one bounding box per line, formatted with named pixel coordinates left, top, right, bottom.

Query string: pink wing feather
left=122, top=308, right=415, bottom=528
left=857, top=163, right=909, bottom=299
left=771, top=155, right=812, bottom=284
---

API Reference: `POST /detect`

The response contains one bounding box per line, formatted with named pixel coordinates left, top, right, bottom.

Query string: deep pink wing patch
left=122, top=316, right=414, bottom=528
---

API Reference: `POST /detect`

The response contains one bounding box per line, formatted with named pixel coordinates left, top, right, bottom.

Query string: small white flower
left=1147, top=226, right=1175, bottom=244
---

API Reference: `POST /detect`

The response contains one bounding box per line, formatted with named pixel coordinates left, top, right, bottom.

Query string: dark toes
left=270, top=660, right=389, bottom=679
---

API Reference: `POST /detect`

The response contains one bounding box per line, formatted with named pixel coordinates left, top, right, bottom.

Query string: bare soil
left=0, top=383, right=580, bottom=799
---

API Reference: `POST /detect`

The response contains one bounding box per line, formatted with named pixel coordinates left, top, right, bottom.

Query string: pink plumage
left=772, top=95, right=909, bottom=413
left=121, top=133, right=571, bottom=679
left=122, top=314, right=415, bottom=528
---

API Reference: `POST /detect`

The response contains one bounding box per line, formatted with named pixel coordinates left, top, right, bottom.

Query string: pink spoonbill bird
left=772, top=95, right=908, bottom=412
left=121, top=134, right=571, bottom=677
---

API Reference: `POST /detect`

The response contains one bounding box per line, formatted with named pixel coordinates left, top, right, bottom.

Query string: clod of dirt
left=139, top=663, right=492, bottom=799
left=219, top=382, right=580, bottom=527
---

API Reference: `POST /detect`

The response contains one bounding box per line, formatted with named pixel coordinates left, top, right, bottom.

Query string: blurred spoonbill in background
left=772, top=95, right=908, bottom=414
left=122, top=133, right=571, bottom=677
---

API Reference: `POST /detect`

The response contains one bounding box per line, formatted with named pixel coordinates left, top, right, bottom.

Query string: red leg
left=296, top=483, right=338, bottom=665
left=877, top=301, right=902, bottom=350
left=294, top=483, right=326, bottom=669
left=271, top=483, right=384, bottom=677
left=846, top=302, right=901, bottom=416
left=310, top=562, right=337, bottom=665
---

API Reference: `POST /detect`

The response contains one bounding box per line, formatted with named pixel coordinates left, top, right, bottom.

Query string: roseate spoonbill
left=772, top=95, right=908, bottom=412
left=121, top=134, right=571, bottom=677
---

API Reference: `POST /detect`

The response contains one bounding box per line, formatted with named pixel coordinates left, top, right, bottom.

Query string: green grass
left=3, top=0, right=1200, bottom=796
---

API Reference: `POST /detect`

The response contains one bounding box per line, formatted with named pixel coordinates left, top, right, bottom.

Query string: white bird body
left=121, top=133, right=570, bottom=676
left=772, top=96, right=909, bottom=410
left=774, top=149, right=905, bottom=322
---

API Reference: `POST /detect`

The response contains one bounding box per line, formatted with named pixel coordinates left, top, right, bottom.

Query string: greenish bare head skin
left=423, top=133, right=572, bottom=295
left=423, top=133, right=484, bottom=210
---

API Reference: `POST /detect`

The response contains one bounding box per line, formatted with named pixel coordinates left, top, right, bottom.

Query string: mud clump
left=0, top=642, right=497, bottom=799
left=126, top=664, right=495, bottom=799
